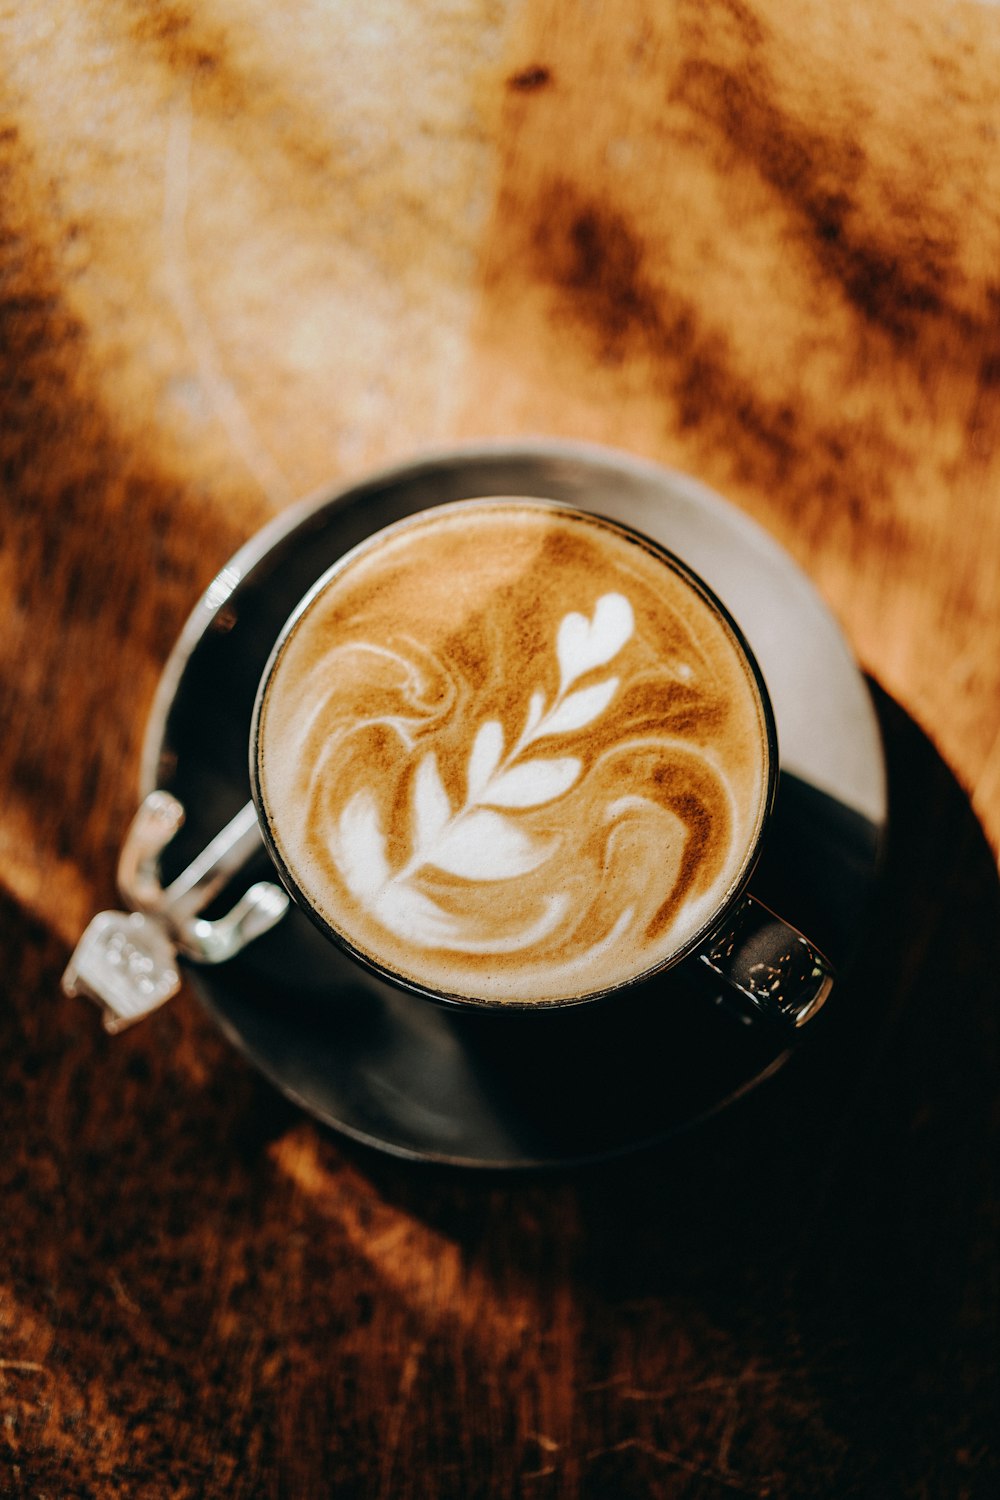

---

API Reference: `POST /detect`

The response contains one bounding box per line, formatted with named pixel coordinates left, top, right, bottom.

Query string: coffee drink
left=254, top=500, right=772, bottom=1004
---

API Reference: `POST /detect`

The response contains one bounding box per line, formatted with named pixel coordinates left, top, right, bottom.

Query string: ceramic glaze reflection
left=256, top=501, right=771, bottom=1003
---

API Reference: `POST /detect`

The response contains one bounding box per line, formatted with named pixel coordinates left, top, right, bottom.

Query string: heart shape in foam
left=557, top=593, right=634, bottom=691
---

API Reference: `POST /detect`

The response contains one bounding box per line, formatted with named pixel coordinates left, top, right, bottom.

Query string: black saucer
left=142, top=441, right=886, bottom=1167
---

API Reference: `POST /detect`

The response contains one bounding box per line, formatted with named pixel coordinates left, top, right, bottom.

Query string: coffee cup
left=250, top=496, right=832, bottom=1025
left=64, top=495, right=832, bottom=1034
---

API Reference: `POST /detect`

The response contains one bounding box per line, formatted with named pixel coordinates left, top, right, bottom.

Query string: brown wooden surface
left=2, top=2, right=999, bottom=1495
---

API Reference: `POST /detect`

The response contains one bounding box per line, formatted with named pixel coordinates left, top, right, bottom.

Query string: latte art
left=255, top=500, right=771, bottom=1003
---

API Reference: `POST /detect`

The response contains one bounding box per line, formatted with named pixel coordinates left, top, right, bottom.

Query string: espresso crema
left=255, top=500, right=772, bottom=1004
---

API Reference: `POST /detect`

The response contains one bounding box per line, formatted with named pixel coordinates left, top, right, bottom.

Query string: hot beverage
left=254, top=500, right=771, bottom=1004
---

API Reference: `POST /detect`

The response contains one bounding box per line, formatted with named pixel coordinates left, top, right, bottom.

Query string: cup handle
left=696, top=894, right=834, bottom=1030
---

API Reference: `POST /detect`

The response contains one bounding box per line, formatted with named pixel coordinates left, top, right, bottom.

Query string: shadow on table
left=356, top=682, right=1000, bottom=1492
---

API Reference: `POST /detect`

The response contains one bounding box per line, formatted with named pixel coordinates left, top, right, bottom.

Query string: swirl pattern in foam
left=255, top=500, right=772, bottom=1004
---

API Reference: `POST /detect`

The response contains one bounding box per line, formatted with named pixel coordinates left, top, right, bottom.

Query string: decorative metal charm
left=62, top=910, right=181, bottom=1034
left=62, top=793, right=288, bottom=1031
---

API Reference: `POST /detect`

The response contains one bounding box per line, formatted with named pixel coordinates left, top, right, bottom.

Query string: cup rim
left=249, top=495, right=780, bottom=1013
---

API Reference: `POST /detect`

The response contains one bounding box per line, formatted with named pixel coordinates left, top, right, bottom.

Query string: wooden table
left=2, top=2, right=998, bottom=1494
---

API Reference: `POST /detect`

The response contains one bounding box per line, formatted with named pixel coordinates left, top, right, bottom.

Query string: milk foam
left=256, top=500, right=771, bottom=1004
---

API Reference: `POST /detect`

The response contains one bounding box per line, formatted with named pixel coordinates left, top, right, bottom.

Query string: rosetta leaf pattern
left=467, top=721, right=504, bottom=801
left=425, top=809, right=551, bottom=880
left=479, top=758, right=581, bottom=809
left=338, top=790, right=390, bottom=892
left=532, top=678, right=620, bottom=740
left=413, top=753, right=451, bottom=852
left=557, top=592, right=634, bottom=691
left=334, top=593, right=636, bottom=949
left=522, top=691, right=546, bottom=741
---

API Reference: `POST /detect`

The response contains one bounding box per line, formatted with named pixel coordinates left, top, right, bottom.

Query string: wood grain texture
left=1, top=2, right=999, bottom=1496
